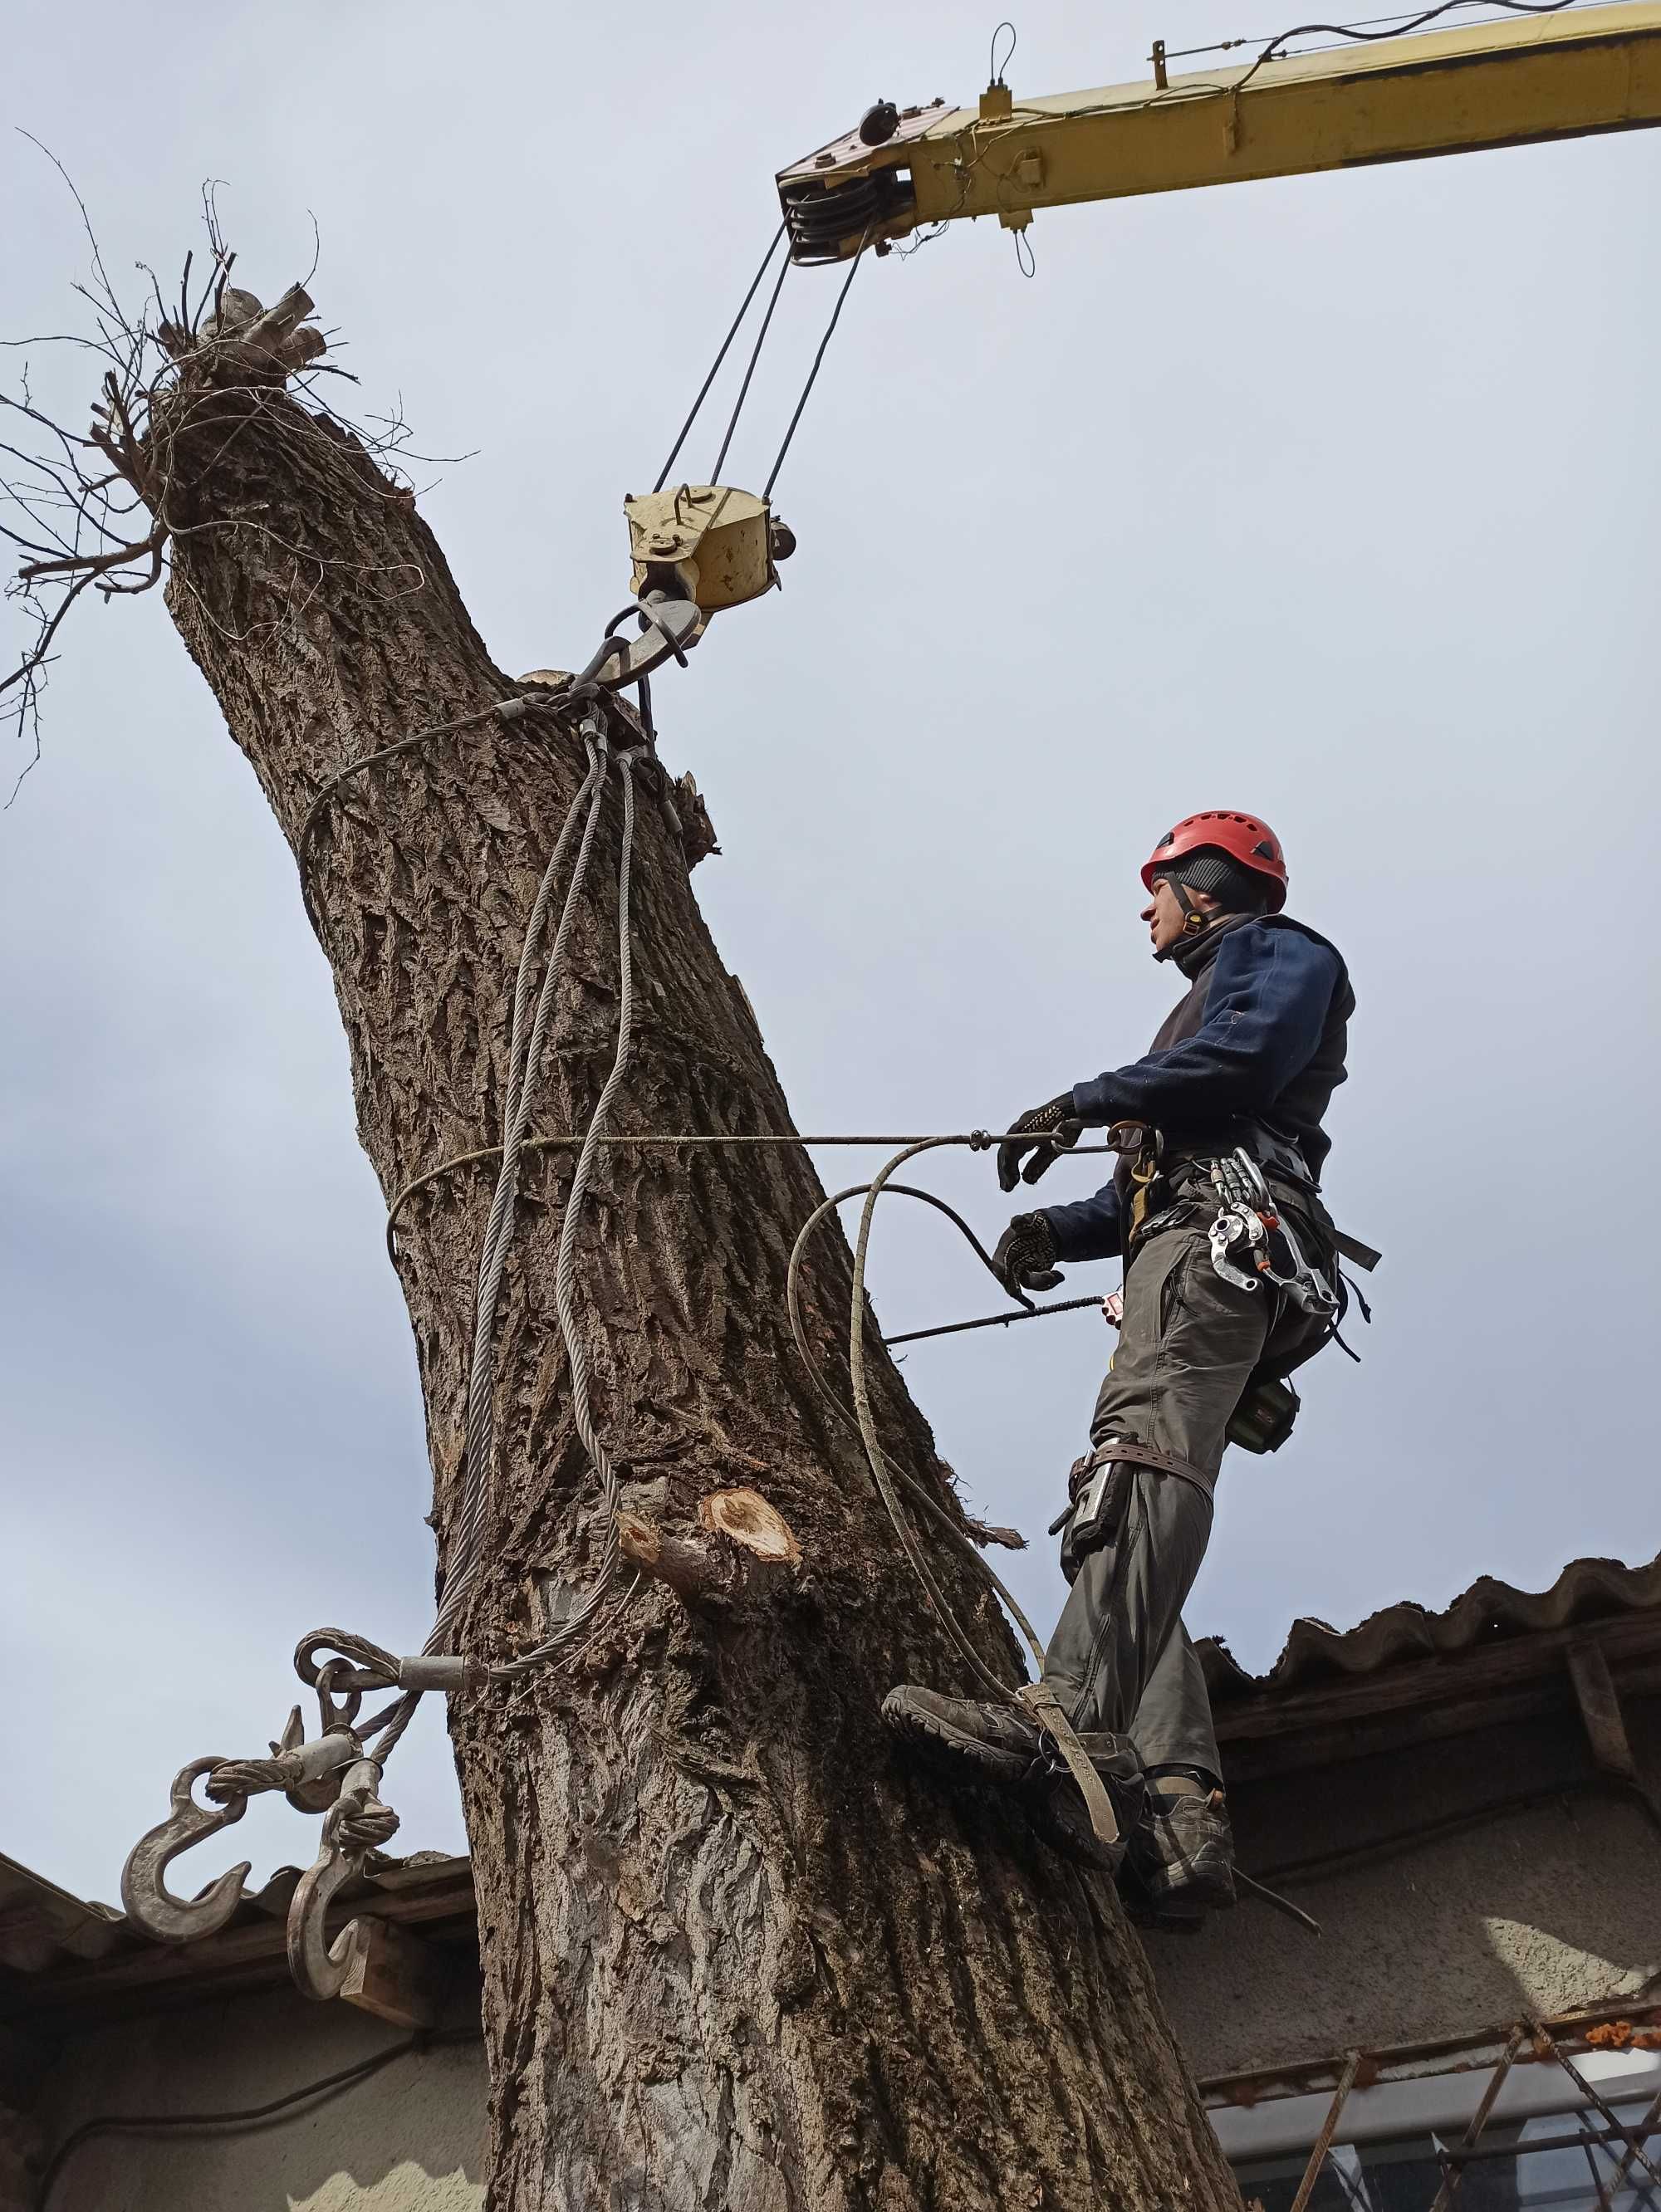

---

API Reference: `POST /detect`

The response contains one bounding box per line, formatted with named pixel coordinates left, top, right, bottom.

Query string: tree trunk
left=152, top=343, right=1240, bottom=2212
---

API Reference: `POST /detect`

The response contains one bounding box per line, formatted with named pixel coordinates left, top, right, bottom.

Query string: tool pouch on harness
left=1053, top=1450, right=1134, bottom=1585
left=1051, top=1437, right=1213, bottom=1583
left=1226, top=1371, right=1301, bottom=1455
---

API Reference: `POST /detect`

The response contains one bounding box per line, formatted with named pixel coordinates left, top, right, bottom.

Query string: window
left=1238, top=2095, right=1661, bottom=2212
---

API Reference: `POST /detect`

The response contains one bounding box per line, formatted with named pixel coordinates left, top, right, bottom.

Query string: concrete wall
left=37, top=1983, right=485, bottom=2212
left=1146, top=1691, right=1661, bottom=2081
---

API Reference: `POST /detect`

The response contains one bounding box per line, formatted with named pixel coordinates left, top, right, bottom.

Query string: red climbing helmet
left=1141, top=810, right=1288, bottom=913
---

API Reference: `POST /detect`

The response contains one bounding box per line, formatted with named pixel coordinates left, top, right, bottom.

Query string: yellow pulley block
left=624, top=484, right=794, bottom=632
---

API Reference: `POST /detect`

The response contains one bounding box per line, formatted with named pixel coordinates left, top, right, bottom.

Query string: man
left=884, top=810, right=1357, bottom=1926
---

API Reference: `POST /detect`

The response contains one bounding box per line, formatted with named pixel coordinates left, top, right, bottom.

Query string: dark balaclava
left=1153, top=846, right=1271, bottom=962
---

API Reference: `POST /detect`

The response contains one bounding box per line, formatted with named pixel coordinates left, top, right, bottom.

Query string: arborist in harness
left=884, top=809, right=1359, bottom=1927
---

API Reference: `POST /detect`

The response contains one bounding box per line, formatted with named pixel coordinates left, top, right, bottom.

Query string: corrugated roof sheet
left=1198, top=1551, right=1661, bottom=1706
left=0, top=1847, right=470, bottom=1990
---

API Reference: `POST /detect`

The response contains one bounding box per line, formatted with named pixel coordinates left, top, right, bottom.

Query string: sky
left=2, top=0, right=1657, bottom=1904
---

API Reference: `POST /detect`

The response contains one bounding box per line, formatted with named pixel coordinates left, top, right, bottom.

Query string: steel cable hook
left=120, top=1756, right=252, bottom=1943
left=286, top=1756, right=399, bottom=2001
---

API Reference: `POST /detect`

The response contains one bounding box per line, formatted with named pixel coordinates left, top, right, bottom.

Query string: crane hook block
left=624, top=484, right=791, bottom=628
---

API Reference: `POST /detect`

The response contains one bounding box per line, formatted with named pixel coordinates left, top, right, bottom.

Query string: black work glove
left=997, top=1092, right=1084, bottom=1192
left=992, top=1211, right=1065, bottom=1297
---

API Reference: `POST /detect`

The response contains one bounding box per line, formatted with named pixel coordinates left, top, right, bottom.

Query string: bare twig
left=1, top=158, right=456, bottom=792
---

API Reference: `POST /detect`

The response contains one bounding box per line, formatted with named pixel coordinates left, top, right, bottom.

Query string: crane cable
left=648, top=217, right=873, bottom=506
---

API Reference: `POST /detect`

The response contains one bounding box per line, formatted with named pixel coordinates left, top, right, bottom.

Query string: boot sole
left=1136, top=1841, right=1237, bottom=1913
left=885, top=1691, right=1129, bottom=1876
left=880, top=1690, right=1041, bottom=1789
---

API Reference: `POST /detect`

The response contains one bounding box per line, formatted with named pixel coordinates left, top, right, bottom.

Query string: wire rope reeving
left=653, top=223, right=787, bottom=495
left=763, top=228, right=872, bottom=502
left=496, top=749, right=647, bottom=1677
left=711, top=247, right=793, bottom=485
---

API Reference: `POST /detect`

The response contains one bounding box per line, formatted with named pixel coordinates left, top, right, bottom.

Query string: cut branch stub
left=699, top=1486, right=801, bottom=1563
left=616, top=1489, right=802, bottom=1612
left=194, top=282, right=326, bottom=379
left=616, top=1513, right=722, bottom=1608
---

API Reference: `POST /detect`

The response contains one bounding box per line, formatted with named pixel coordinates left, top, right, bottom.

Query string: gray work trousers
left=1041, top=1174, right=1333, bottom=1779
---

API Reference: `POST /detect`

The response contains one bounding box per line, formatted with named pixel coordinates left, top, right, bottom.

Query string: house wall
left=1145, top=1691, right=1661, bottom=2081
left=37, top=1981, right=486, bottom=2212
left=27, top=1693, right=1661, bottom=2200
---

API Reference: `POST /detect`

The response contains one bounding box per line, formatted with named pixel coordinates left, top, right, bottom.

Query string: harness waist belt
left=1090, top=1437, right=1216, bottom=1500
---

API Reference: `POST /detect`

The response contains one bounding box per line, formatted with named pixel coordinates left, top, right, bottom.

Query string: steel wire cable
left=1162, top=0, right=1579, bottom=59
left=295, top=701, right=530, bottom=930
left=1227, top=0, right=1577, bottom=92
left=653, top=223, right=788, bottom=494
left=785, top=1178, right=1049, bottom=1671
left=496, top=748, right=645, bottom=1676
left=437, top=735, right=610, bottom=1646
left=712, top=248, right=793, bottom=483
left=344, top=722, right=643, bottom=1750
left=764, top=228, right=872, bottom=502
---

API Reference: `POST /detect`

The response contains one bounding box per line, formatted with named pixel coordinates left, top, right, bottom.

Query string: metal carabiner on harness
left=1207, top=1148, right=1339, bottom=1319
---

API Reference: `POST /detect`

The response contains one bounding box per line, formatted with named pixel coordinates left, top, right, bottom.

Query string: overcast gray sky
left=4, top=0, right=1657, bottom=1903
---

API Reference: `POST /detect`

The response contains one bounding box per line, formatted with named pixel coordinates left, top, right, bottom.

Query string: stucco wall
left=1147, top=1792, right=1661, bottom=2080
left=38, top=1983, right=485, bottom=2212
left=1146, top=1691, right=1661, bottom=2080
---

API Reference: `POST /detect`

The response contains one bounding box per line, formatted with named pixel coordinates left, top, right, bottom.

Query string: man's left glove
left=997, top=1093, right=1084, bottom=1192
left=992, top=1211, right=1065, bottom=1296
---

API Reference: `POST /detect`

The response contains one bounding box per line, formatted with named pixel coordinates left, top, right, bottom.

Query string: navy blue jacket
left=1040, top=916, right=1353, bottom=1265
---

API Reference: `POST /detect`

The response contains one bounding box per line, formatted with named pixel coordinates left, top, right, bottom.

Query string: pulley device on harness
left=1206, top=1148, right=1339, bottom=1319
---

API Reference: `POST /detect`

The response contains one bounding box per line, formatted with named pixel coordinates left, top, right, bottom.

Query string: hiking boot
left=1027, top=1730, right=1145, bottom=1876
left=1126, top=1779, right=1237, bottom=1917
left=880, top=1686, right=1050, bottom=1788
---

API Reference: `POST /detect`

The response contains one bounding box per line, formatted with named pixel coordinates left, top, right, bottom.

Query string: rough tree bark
left=145, top=311, right=1240, bottom=2211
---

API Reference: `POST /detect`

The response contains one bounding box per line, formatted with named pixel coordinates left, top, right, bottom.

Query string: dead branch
left=1, top=155, right=452, bottom=793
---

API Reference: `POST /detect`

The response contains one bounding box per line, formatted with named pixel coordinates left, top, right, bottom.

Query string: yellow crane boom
left=777, top=2, right=1661, bottom=262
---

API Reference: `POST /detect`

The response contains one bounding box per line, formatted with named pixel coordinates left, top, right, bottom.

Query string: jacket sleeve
left=1040, top=1178, right=1124, bottom=1264
left=1070, top=923, right=1341, bottom=1130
